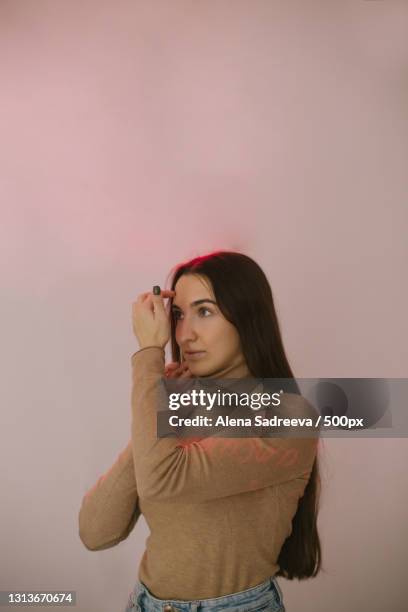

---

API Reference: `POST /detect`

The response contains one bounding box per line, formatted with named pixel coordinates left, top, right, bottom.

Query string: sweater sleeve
left=131, top=347, right=319, bottom=504
left=78, top=441, right=141, bottom=551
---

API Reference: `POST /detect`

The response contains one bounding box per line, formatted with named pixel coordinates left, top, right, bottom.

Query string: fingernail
left=153, top=285, right=161, bottom=295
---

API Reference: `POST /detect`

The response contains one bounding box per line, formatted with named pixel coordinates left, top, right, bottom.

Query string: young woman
left=79, top=250, right=322, bottom=612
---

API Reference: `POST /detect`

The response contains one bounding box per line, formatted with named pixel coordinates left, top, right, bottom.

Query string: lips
left=185, top=351, right=206, bottom=359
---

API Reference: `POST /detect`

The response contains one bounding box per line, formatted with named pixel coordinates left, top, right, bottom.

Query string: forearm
left=78, top=441, right=141, bottom=551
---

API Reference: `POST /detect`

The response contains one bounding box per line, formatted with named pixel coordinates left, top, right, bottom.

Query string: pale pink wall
left=0, top=1, right=407, bottom=611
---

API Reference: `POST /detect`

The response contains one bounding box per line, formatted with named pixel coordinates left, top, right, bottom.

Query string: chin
left=189, top=363, right=213, bottom=377
left=199, top=367, right=222, bottom=379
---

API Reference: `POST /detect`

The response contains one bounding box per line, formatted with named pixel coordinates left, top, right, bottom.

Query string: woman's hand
left=132, top=288, right=176, bottom=350
left=164, top=361, right=193, bottom=379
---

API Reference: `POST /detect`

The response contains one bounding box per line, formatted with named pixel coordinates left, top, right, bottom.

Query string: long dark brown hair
left=164, top=249, right=322, bottom=580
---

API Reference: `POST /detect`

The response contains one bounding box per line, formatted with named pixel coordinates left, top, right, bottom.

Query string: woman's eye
left=198, top=306, right=212, bottom=316
left=173, top=307, right=212, bottom=321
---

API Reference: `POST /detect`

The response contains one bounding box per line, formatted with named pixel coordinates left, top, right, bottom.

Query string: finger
left=171, top=365, right=189, bottom=378
left=179, top=368, right=193, bottom=378
left=165, top=362, right=180, bottom=370
left=137, top=292, right=151, bottom=303
left=165, top=362, right=185, bottom=375
left=160, top=290, right=176, bottom=298
left=151, top=290, right=176, bottom=309
left=164, top=364, right=180, bottom=376
left=151, top=294, right=169, bottom=320
left=139, top=294, right=155, bottom=313
left=143, top=290, right=175, bottom=317
left=143, top=289, right=176, bottom=299
left=165, top=368, right=183, bottom=378
left=137, top=289, right=175, bottom=303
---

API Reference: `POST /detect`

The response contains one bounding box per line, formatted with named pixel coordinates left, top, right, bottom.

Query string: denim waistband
left=127, top=575, right=284, bottom=612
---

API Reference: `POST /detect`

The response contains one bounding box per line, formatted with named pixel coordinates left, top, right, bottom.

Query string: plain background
left=1, top=1, right=407, bottom=611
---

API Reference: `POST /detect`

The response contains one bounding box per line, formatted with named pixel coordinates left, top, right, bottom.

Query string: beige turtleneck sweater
left=78, top=346, right=319, bottom=600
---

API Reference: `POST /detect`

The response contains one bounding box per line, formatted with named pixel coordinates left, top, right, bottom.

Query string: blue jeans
left=125, top=576, right=285, bottom=612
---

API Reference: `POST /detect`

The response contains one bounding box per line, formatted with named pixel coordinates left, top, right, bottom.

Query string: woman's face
left=172, top=273, right=249, bottom=378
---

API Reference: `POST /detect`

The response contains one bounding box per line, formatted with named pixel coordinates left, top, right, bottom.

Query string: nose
left=176, top=313, right=199, bottom=347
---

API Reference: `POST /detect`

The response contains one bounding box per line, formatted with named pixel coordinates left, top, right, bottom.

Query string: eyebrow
left=171, top=299, right=217, bottom=311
